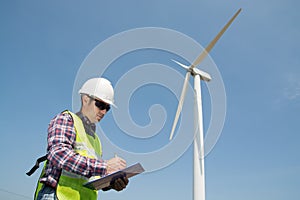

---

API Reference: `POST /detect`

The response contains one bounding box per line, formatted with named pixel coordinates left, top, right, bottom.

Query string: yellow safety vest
left=34, top=110, right=103, bottom=200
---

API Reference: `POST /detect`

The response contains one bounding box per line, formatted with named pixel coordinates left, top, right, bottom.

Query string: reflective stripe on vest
left=34, top=110, right=102, bottom=200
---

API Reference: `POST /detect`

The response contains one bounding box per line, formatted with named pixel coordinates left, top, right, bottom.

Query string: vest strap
left=26, top=154, right=47, bottom=176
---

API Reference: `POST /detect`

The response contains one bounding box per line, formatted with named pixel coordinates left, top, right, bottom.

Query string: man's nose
left=100, top=109, right=107, bottom=115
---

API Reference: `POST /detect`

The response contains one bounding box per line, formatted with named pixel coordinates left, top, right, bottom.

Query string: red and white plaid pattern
left=39, top=112, right=107, bottom=188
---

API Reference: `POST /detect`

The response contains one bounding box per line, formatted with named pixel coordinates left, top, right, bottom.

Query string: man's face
left=82, top=95, right=109, bottom=123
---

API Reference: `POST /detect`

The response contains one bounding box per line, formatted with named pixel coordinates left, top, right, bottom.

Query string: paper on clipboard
left=83, top=163, right=145, bottom=190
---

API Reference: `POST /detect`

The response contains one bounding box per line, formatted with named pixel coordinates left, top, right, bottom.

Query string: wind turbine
left=169, top=9, right=242, bottom=200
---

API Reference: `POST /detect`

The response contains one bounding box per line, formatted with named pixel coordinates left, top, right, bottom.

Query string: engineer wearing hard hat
left=29, top=78, right=128, bottom=200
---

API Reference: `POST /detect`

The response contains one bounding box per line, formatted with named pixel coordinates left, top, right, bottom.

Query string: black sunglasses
left=88, top=95, right=111, bottom=111
left=94, top=99, right=111, bottom=111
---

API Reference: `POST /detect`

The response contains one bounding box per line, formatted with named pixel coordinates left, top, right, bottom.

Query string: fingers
left=122, top=176, right=129, bottom=185
left=113, top=157, right=126, bottom=169
left=113, top=178, right=126, bottom=191
left=116, top=157, right=126, bottom=169
left=106, top=157, right=127, bottom=174
left=112, top=177, right=129, bottom=191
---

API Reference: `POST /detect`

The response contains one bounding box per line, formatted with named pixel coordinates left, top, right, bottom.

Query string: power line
left=0, top=188, right=31, bottom=199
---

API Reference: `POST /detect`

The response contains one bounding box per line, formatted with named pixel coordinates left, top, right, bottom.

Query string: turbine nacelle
left=172, top=59, right=212, bottom=82
left=191, top=68, right=211, bottom=82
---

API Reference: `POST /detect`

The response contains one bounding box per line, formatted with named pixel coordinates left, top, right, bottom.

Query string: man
left=32, top=77, right=128, bottom=200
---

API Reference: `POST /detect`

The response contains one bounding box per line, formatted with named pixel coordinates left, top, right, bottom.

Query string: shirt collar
left=76, top=112, right=96, bottom=138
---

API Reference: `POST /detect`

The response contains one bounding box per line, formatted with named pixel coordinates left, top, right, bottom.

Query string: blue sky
left=1, top=0, right=299, bottom=200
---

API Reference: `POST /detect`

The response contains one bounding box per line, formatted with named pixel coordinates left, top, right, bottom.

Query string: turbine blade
left=191, top=8, right=242, bottom=68
left=171, top=59, right=190, bottom=70
left=169, top=72, right=191, bottom=140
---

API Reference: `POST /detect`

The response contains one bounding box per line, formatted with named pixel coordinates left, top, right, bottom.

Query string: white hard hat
left=78, top=78, right=116, bottom=107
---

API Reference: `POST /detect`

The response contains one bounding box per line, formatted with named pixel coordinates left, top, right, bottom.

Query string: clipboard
left=83, top=163, right=145, bottom=190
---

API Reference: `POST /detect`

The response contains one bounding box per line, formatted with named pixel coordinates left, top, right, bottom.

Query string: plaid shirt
left=40, top=112, right=107, bottom=188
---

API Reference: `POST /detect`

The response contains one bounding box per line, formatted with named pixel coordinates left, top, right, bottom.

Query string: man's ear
left=82, top=95, right=89, bottom=105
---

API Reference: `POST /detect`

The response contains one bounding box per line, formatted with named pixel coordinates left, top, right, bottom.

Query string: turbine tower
left=169, top=9, right=242, bottom=200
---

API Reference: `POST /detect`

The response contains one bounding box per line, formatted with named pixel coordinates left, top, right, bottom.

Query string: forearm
left=48, top=144, right=107, bottom=177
